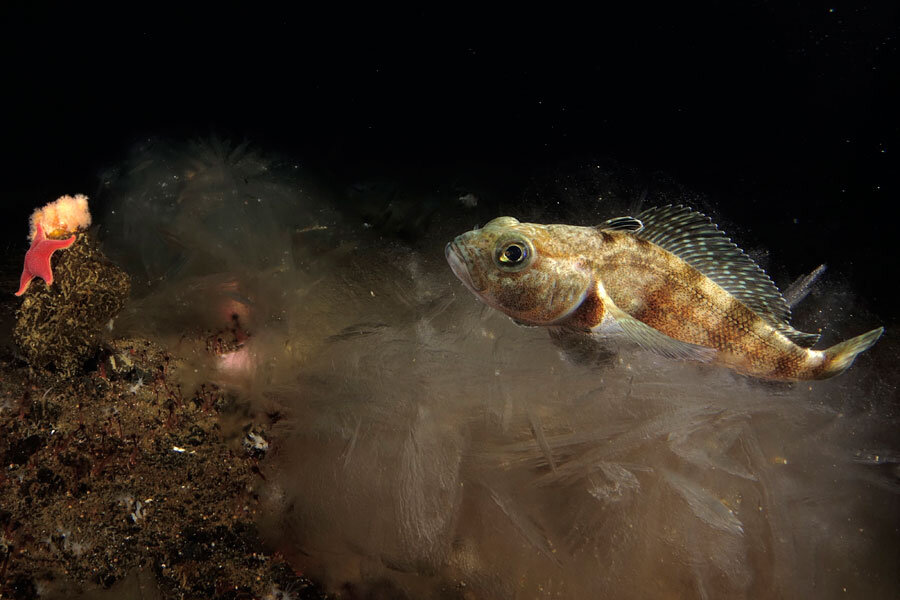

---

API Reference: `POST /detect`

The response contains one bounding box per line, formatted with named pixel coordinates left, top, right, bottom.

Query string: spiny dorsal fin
left=598, top=216, right=644, bottom=232
left=633, top=205, right=794, bottom=329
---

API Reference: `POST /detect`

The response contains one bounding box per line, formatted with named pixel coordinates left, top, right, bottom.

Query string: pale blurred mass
left=95, top=139, right=899, bottom=599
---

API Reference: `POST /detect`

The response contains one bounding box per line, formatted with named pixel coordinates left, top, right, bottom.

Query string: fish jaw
left=446, top=240, right=485, bottom=294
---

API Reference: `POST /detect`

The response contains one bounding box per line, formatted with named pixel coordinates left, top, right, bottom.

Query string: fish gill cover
left=85, top=140, right=898, bottom=599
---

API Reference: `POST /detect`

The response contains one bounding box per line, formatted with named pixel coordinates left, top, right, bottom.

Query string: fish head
left=446, top=217, right=594, bottom=325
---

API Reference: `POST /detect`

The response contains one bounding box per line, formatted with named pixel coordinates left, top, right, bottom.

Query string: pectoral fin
left=609, top=306, right=716, bottom=362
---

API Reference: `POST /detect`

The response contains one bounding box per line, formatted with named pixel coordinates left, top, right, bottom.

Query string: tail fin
left=820, top=327, right=884, bottom=378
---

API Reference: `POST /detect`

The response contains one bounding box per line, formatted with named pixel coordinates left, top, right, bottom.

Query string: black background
left=2, top=3, right=897, bottom=321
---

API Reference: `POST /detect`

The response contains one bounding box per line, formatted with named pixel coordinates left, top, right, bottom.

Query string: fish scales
left=446, top=206, right=882, bottom=381
left=591, top=231, right=809, bottom=378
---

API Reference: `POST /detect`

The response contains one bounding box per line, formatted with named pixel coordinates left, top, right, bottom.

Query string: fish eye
left=497, top=241, right=528, bottom=266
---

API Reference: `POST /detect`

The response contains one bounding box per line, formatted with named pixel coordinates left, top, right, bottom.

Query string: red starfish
left=15, top=222, right=76, bottom=296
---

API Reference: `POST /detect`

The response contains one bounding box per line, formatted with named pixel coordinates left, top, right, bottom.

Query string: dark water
left=4, top=5, right=897, bottom=306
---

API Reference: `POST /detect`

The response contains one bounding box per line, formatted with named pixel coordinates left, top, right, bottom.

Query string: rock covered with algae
left=3, top=189, right=330, bottom=599
left=13, top=194, right=131, bottom=377
left=14, top=228, right=130, bottom=376
left=0, top=337, right=327, bottom=600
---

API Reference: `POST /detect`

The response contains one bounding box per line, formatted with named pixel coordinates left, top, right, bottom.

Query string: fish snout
left=446, top=241, right=484, bottom=293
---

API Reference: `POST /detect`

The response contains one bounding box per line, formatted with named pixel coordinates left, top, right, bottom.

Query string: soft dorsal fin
left=598, top=216, right=644, bottom=232
left=633, top=205, right=795, bottom=330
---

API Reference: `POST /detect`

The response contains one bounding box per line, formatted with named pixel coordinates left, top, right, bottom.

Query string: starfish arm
left=48, top=236, right=76, bottom=250
left=15, top=269, right=34, bottom=296
left=13, top=222, right=77, bottom=296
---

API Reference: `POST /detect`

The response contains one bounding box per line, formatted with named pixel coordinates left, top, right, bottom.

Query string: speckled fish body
left=446, top=206, right=882, bottom=380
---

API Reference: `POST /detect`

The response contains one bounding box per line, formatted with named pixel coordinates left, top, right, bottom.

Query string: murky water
left=94, top=141, right=899, bottom=599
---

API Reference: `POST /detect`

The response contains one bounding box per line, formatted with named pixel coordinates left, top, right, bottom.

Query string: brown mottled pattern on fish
left=446, top=208, right=882, bottom=381
left=587, top=232, right=808, bottom=377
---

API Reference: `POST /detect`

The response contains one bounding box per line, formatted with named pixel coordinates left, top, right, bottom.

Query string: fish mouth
left=445, top=241, right=484, bottom=293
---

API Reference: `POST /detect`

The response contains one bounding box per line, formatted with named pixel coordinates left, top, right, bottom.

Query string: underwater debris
left=244, top=428, right=270, bottom=458
left=458, top=193, right=478, bottom=208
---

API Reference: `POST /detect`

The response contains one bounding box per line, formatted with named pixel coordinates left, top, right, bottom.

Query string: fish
left=445, top=205, right=883, bottom=380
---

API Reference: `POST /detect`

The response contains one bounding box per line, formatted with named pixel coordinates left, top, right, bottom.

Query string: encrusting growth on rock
left=14, top=194, right=130, bottom=376
left=15, top=194, right=93, bottom=296
left=3, top=189, right=328, bottom=598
